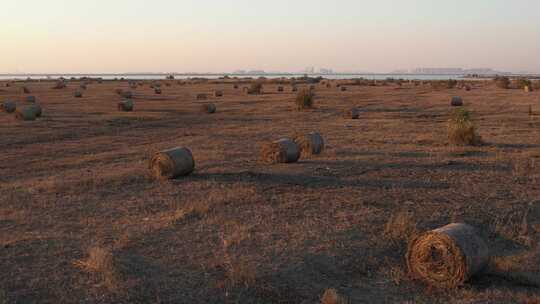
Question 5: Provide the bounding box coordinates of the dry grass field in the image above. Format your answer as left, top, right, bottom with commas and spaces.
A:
1, 78, 539, 303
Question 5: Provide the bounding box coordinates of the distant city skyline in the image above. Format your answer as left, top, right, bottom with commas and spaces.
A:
2, 0, 540, 74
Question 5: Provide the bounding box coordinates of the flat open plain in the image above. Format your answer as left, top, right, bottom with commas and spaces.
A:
1, 79, 539, 303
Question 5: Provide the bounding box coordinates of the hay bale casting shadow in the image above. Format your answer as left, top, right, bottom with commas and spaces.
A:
149, 147, 195, 179
406, 223, 489, 289
261, 138, 300, 164
293, 132, 324, 157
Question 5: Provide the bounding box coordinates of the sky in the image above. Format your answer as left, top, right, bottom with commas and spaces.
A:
1, 0, 539, 74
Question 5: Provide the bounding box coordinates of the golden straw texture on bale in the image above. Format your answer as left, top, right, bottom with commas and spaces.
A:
117, 100, 133, 112
200, 103, 216, 113
294, 132, 324, 157
261, 138, 300, 164
1, 101, 16, 113
15, 106, 37, 121
407, 223, 489, 289
149, 147, 195, 179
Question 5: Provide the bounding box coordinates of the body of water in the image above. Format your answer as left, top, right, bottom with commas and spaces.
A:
0, 73, 469, 81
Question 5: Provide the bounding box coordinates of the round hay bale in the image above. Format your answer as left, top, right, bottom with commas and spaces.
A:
154, 88, 162, 94
292, 86, 298, 92
277, 86, 284, 92
214, 90, 223, 97
117, 99, 134, 112
80, 84, 87, 90
293, 132, 324, 157
52, 81, 66, 89
74, 91, 83, 98
200, 103, 216, 113
1, 101, 16, 113
26, 96, 36, 103
149, 147, 195, 179
29, 104, 42, 117
407, 223, 489, 289
451, 96, 463, 107
115, 89, 133, 99
344, 108, 360, 119
233, 84, 239, 89
340, 86, 347, 91
15, 106, 37, 121
464, 85, 471, 91
196, 93, 208, 100
22, 86, 30, 94
242, 87, 249, 94
261, 138, 300, 164
525, 86, 533, 93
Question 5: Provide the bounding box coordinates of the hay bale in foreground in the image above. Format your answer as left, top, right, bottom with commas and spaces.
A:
451, 96, 463, 107
15, 106, 37, 121
344, 108, 360, 119
149, 147, 195, 179
26, 96, 36, 103
117, 100, 134, 112
261, 138, 300, 164
407, 223, 489, 289
293, 132, 324, 157
200, 103, 216, 113
1, 101, 16, 113
74, 91, 83, 98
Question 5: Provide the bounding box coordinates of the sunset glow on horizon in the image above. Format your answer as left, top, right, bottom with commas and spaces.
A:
1, 0, 539, 73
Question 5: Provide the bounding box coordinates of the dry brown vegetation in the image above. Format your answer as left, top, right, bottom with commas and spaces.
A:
0, 78, 539, 303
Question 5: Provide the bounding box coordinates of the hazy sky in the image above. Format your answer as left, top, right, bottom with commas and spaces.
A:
1, 0, 539, 73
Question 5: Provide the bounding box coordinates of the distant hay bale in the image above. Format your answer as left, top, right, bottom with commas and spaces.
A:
233, 84, 239, 89
154, 88, 162, 94
0, 101, 16, 113
249, 82, 263, 94
80, 83, 87, 90
117, 99, 134, 112
52, 81, 66, 89
200, 103, 216, 113
293, 132, 324, 157
407, 223, 489, 289
74, 91, 83, 98
494, 76, 510, 89
196, 93, 208, 100
149, 147, 195, 179
26, 96, 36, 103
451, 96, 463, 107
340, 86, 347, 91
277, 86, 284, 92
524, 85, 533, 93
242, 87, 249, 94
22, 86, 30, 94
214, 90, 223, 97
295, 89, 315, 110
15, 106, 37, 121
326, 83, 332, 88
344, 108, 360, 119
260, 138, 300, 164
291, 86, 298, 92
464, 85, 471, 91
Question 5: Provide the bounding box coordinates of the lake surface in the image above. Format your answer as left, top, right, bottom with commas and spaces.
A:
0, 73, 468, 81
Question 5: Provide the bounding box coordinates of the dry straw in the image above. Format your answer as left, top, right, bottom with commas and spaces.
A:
117, 100, 133, 112
196, 93, 208, 100
1, 101, 16, 113
200, 103, 216, 114
261, 138, 300, 164
149, 147, 195, 179
406, 223, 489, 289
293, 132, 324, 157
